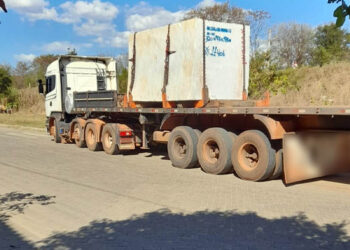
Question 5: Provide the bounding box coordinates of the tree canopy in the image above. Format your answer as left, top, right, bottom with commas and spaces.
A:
329, 0, 350, 26
183, 2, 270, 54
312, 23, 350, 65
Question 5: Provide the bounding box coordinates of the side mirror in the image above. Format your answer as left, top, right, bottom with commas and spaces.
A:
38, 80, 44, 95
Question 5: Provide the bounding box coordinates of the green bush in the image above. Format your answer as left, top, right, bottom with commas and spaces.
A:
249, 51, 298, 98
117, 68, 128, 94
6, 87, 19, 109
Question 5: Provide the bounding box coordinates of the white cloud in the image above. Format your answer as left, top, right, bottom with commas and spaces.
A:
8, 0, 118, 26
125, 2, 185, 32
111, 31, 132, 48
7, 0, 58, 21
73, 20, 116, 37
58, 0, 119, 24
196, 0, 218, 8
42, 41, 92, 54
7, 0, 48, 12
10, 1, 224, 53
14, 54, 36, 62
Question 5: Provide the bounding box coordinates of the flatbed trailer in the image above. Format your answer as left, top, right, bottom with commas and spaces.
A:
40, 17, 350, 185
40, 87, 350, 185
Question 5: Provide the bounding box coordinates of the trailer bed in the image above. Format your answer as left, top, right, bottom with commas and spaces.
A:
73, 106, 350, 116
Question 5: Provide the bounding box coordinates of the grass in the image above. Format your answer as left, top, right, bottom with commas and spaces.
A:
0, 87, 46, 129
0, 112, 46, 129
270, 61, 350, 106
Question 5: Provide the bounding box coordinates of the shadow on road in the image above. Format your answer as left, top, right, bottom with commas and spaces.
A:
0, 192, 56, 250
39, 209, 350, 250
323, 173, 350, 185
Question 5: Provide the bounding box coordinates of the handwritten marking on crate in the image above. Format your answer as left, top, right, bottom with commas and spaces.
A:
205, 26, 232, 58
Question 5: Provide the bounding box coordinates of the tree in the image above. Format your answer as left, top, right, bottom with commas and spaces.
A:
32, 54, 58, 83
312, 23, 350, 66
115, 54, 128, 75
0, 65, 11, 95
249, 51, 294, 98
183, 2, 270, 54
271, 23, 314, 67
117, 68, 128, 94
12, 61, 33, 88
328, 0, 350, 26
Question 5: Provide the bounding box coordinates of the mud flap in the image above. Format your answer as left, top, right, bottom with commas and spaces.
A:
283, 131, 350, 184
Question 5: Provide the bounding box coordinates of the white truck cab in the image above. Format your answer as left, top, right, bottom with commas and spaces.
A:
40, 55, 118, 118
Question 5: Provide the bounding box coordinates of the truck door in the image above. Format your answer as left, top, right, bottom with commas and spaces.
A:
45, 74, 62, 117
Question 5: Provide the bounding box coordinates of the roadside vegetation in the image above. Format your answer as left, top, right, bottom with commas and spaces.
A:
1, 2, 350, 128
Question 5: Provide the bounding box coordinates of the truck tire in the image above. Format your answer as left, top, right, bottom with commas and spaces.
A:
102, 124, 119, 155
85, 123, 102, 152
168, 126, 199, 169
53, 119, 61, 143
197, 128, 233, 175
228, 132, 238, 144
73, 122, 86, 148
194, 129, 202, 140
232, 130, 275, 181
269, 149, 283, 180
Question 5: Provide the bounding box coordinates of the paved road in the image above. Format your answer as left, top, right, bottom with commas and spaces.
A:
0, 126, 350, 249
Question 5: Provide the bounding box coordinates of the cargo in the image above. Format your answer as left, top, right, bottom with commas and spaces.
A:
127, 18, 250, 107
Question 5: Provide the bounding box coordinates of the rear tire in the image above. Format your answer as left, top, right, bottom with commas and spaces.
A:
194, 129, 202, 140
168, 126, 199, 169
269, 149, 283, 180
232, 130, 275, 181
197, 128, 233, 175
228, 132, 238, 144
73, 122, 86, 148
102, 124, 119, 155
85, 123, 102, 152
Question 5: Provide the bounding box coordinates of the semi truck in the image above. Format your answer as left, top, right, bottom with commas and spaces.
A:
39, 18, 350, 185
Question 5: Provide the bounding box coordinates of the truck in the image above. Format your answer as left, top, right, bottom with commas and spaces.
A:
39, 18, 350, 185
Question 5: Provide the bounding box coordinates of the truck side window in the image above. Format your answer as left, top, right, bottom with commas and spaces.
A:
97, 76, 106, 91
45, 75, 56, 94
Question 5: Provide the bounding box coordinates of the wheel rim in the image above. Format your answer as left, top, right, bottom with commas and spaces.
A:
87, 128, 95, 145
202, 139, 220, 164
238, 143, 259, 170
103, 131, 113, 149
173, 136, 187, 159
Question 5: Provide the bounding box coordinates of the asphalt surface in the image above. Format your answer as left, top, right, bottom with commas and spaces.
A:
0, 126, 350, 249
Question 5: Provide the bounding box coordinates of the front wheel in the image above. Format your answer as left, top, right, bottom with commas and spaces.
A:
53, 119, 61, 143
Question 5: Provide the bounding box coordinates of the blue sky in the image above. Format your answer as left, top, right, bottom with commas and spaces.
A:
0, 0, 341, 65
